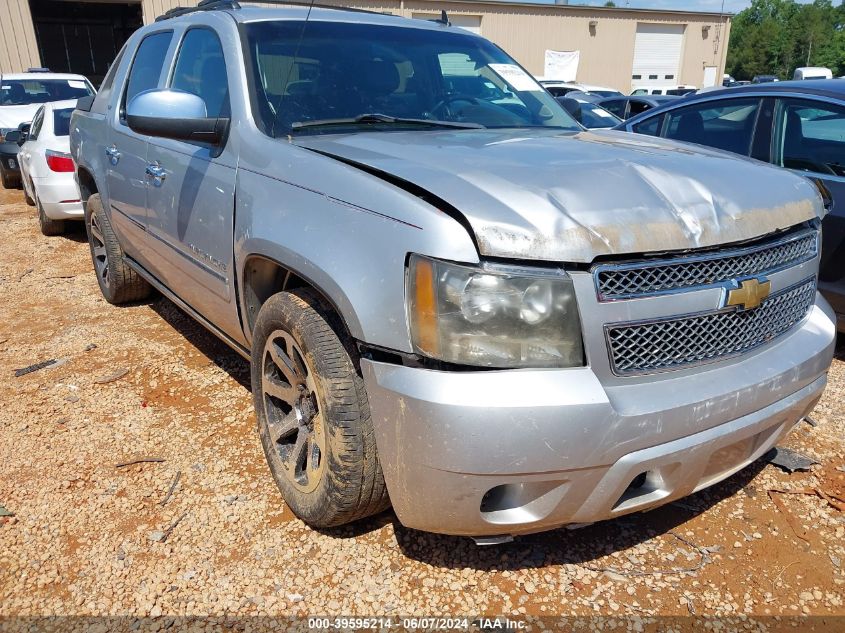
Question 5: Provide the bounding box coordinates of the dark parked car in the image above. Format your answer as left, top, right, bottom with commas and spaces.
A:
752, 75, 779, 84
556, 96, 622, 129
618, 79, 845, 331
596, 95, 678, 120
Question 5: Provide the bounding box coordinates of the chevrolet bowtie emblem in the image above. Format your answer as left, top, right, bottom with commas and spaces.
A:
726, 277, 771, 311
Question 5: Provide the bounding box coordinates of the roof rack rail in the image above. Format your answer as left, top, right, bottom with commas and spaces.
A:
155, 0, 241, 22
250, 1, 391, 15
156, 0, 390, 21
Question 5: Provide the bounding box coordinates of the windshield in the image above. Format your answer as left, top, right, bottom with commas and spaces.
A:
0, 79, 93, 106
243, 20, 579, 136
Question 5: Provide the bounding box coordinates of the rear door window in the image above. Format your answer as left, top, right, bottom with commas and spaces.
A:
601, 99, 626, 118
664, 97, 761, 155
632, 113, 663, 136
628, 100, 654, 117
773, 98, 845, 177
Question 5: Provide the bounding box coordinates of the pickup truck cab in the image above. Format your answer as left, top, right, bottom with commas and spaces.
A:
71, 2, 836, 540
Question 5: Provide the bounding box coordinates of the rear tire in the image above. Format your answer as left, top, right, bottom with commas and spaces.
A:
24, 179, 35, 206
251, 289, 390, 528
84, 193, 152, 304
37, 198, 65, 236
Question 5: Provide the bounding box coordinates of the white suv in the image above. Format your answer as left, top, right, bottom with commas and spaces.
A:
0, 71, 94, 188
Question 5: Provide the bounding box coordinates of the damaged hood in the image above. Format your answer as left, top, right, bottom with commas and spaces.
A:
294, 128, 823, 262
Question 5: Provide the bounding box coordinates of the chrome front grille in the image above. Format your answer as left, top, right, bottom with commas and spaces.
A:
595, 229, 818, 301
606, 278, 817, 375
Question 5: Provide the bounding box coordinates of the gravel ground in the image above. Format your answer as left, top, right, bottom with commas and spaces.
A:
1, 185, 845, 625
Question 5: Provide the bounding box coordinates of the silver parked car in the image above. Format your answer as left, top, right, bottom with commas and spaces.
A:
70, 1, 836, 540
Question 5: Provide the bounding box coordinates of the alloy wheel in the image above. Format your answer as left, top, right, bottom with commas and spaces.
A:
261, 329, 326, 493
89, 212, 109, 289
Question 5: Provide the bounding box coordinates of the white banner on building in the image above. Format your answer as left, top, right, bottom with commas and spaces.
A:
543, 50, 580, 81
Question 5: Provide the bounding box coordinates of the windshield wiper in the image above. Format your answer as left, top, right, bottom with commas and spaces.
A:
291, 113, 485, 132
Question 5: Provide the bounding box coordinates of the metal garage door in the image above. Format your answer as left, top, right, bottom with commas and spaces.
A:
29, 0, 142, 87
631, 23, 684, 91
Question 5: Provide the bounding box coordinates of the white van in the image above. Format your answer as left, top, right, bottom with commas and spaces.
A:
793, 67, 833, 80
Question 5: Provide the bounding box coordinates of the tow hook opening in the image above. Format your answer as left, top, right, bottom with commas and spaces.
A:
613, 466, 677, 513
479, 480, 569, 525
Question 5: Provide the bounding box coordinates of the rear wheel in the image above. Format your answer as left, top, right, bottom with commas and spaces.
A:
37, 197, 65, 236
23, 177, 35, 206
251, 289, 390, 528
85, 193, 152, 303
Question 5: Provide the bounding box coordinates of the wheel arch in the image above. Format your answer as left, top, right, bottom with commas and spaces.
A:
240, 254, 362, 345
75, 166, 100, 205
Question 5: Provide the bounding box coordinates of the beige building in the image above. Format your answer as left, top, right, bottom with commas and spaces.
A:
1, 0, 730, 92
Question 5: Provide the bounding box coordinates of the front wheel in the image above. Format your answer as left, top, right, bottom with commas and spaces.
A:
251, 289, 390, 528
1, 167, 20, 189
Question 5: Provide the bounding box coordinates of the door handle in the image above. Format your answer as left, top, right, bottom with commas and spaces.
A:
105, 145, 121, 165
145, 161, 166, 186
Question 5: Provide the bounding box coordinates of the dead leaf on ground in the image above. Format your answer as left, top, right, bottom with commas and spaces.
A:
94, 368, 130, 384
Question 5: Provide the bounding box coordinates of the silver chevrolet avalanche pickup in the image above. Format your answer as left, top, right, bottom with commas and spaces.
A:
70, 1, 837, 540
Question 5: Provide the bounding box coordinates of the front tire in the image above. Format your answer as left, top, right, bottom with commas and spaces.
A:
251, 289, 390, 528
84, 193, 152, 303
1, 167, 20, 189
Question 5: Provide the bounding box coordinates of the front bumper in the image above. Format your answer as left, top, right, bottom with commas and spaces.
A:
0, 144, 19, 174
363, 298, 836, 537
819, 280, 845, 333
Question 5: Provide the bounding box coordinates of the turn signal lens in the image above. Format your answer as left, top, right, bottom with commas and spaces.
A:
411, 256, 440, 356
46, 150, 74, 172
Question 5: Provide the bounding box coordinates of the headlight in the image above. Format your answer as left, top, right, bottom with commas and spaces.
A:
407, 254, 584, 368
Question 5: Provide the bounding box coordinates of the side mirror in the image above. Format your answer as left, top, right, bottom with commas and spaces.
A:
5, 130, 22, 144
126, 89, 228, 145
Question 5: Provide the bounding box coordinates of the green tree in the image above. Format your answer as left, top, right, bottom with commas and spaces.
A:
726, 0, 845, 80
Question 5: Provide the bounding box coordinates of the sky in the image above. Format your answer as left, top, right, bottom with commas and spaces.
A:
540, 0, 817, 14
624, 0, 749, 11
607, 0, 818, 13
